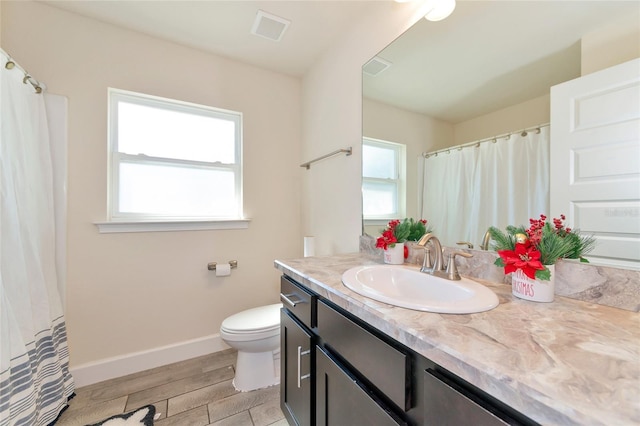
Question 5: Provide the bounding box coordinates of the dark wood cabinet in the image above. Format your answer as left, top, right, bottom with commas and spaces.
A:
316, 300, 411, 412
281, 309, 314, 426
279, 274, 537, 426
316, 346, 405, 426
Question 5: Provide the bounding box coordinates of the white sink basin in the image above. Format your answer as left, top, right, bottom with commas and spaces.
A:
341, 264, 499, 314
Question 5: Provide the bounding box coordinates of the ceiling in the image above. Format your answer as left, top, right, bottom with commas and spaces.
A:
41, 0, 387, 77
364, 1, 640, 123
41, 1, 639, 123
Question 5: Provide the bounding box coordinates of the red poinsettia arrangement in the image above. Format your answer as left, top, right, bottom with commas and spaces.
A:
375, 218, 430, 250
497, 239, 544, 279
488, 214, 595, 281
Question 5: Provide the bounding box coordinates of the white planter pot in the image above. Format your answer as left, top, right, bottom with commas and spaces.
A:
511, 264, 555, 302
383, 243, 405, 265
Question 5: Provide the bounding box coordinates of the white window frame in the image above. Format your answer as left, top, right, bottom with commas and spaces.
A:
96, 88, 248, 233
362, 137, 406, 224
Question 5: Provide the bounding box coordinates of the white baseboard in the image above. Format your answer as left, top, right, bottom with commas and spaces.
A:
70, 334, 230, 388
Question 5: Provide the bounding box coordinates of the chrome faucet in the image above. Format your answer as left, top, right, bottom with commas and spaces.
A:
480, 229, 492, 251
417, 233, 473, 281
416, 233, 445, 276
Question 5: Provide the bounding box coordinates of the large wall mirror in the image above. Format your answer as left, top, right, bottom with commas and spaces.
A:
362, 1, 639, 266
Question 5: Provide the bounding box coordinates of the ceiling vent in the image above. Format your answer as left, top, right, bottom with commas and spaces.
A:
251, 10, 290, 42
363, 57, 392, 76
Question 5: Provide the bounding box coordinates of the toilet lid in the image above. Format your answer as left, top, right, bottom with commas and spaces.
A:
221, 303, 282, 334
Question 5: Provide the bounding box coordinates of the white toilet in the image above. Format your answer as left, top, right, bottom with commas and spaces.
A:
220, 303, 282, 392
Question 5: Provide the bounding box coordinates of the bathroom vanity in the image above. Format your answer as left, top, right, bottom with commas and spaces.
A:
276, 253, 639, 425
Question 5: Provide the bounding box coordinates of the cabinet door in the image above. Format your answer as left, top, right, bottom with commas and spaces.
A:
281, 309, 314, 426
424, 369, 513, 426
316, 346, 405, 426
317, 300, 410, 411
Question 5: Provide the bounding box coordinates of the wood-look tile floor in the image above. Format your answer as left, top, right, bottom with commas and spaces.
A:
55, 348, 287, 426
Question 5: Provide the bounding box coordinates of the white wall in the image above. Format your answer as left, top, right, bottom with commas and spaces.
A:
581, 12, 640, 75
453, 94, 550, 145
2, 1, 302, 381
301, 2, 427, 255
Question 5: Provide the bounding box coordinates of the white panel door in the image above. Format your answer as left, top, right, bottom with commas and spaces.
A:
550, 58, 640, 269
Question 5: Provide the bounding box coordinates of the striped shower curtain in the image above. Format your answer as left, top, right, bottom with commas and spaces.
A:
0, 50, 74, 425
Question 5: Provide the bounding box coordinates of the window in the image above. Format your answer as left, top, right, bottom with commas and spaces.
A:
105, 89, 244, 229
362, 137, 406, 221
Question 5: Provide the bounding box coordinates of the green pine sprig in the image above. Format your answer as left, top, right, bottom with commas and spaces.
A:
488, 226, 519, 252
488, 220, 596, 266
393, 220, 411, 243
407, 218, 433, 241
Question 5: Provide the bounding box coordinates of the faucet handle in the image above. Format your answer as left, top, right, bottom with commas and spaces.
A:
445, 251, 473, 280
456, 241, 474, 249
420, 246, 433, 273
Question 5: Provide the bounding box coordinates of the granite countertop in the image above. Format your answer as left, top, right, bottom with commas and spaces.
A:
274, 253, 640, 426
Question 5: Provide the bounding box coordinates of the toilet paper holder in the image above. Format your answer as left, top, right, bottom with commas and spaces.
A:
207, 260, 238, 271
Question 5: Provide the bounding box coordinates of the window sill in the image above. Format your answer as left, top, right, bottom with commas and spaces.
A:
364, 219, 394, 226
94, 219, 251, 234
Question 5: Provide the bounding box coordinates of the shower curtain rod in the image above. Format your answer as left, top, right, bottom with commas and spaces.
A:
422, 123, 550, 159
1, 48, 44, 94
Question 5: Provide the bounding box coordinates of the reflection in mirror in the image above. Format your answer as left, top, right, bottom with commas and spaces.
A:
420, 125, 549, 248
362, 1, 639, 252
362, 138, 406, 221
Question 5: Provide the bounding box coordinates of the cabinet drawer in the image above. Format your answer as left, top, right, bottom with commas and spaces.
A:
317, 300, 410, 411
316, 346, 406, 426
280, 275, 316, 329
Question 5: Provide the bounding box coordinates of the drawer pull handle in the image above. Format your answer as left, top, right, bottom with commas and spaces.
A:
280, 292, 305, 308
297, 346, 311, 388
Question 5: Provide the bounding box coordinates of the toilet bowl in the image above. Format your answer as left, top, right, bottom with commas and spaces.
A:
220, 303, 282, 392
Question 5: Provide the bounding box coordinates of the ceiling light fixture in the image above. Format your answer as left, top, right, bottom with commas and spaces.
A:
394, 0, 456, 22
